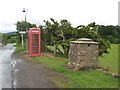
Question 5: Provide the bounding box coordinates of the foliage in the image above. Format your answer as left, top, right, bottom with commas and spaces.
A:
15, 42, 25, 52
1, 33, 8, 45
15, 19, 117, 57
9, 36, 17, 43
42, 19, 110, 57
0, 32, 17, 45
16, 21, 37, 32
98, 25, 119, 44
16, 21, 37, 44
43, 18, 76, 56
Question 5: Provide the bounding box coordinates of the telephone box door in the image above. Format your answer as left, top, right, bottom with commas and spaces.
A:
29, 28, 41, 57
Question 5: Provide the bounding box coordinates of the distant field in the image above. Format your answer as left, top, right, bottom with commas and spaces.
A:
98, 44, 118, 73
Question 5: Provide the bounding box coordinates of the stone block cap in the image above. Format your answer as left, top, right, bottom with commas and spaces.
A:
77, 38, 92, 41
71, 38, 99, 44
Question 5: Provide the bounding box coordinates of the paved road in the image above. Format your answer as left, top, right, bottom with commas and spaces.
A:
0, 44, 66, 88
0, 46, 2, 89
12, 53, 58, 88
0, 44, 15, 89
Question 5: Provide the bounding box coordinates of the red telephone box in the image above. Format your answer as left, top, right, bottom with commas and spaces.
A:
28, 28, 41, 57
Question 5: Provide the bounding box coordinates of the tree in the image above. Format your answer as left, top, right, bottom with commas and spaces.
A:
2, 33, 8, 45
98, 25, 119, 44
16, 21, 37, 43
16, 21, 37, 32
59, 19, 76, 56
43, 18, 60, 56
76, 22, 110, 56
43, 18, 76, 56
42, 19, 110, 57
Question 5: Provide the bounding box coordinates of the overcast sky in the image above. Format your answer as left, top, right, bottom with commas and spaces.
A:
0, 0, 119, 33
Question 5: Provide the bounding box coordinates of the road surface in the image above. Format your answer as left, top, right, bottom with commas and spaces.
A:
0, 44, 66, 89
0, 44, 15, 89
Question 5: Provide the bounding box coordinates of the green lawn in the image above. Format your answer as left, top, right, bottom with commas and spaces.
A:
32, 44, 119, 88
98, 44, 118, 73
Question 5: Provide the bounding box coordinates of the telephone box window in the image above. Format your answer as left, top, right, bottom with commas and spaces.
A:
32, 34, 39, 53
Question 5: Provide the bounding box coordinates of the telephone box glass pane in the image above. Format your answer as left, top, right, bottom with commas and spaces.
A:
32, 34, 39, 53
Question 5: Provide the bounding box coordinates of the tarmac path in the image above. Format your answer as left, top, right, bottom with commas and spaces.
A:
0, 44, 66, 88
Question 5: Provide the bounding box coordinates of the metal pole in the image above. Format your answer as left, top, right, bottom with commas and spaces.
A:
23, 8, 28, 22
25, 15, 26, 22
22, 8, 28, 52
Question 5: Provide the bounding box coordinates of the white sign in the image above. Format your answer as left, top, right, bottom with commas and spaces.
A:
19, 31, 26, 34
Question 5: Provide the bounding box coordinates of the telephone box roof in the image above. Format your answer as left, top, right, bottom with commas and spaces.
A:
29, 28, 40, 30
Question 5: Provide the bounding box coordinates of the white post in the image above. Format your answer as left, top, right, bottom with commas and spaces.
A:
21, 34, 24, 49
20, 31, 26, 49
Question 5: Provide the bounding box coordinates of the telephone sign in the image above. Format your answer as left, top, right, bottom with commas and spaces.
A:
28, 28, 41, 57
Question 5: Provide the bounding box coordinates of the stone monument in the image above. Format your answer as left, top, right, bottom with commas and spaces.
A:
68, 38, 99, 70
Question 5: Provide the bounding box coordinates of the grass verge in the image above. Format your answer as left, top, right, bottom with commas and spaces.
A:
15, 43, 25, 52
32, 56, 118, 88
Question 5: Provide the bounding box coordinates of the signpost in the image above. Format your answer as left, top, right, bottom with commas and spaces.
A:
19, 31, 26, 49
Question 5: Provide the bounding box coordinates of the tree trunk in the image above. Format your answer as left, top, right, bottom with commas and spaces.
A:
54, 44, 57, 57
56, 47, 63, 55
